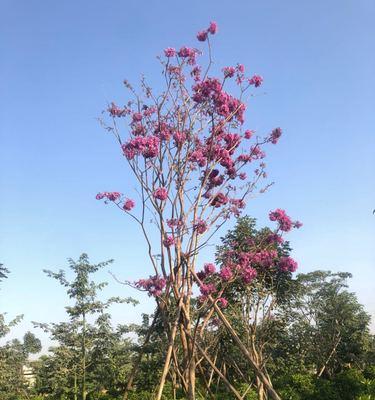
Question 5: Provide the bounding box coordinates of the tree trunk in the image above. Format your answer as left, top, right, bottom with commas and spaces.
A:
82, 312, 87, 400
74, 371, 78, 400
155, 298, 183, 400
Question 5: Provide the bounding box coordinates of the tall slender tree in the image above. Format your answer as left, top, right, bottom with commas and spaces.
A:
97, 20, 299, 399
35, 253, 136, 400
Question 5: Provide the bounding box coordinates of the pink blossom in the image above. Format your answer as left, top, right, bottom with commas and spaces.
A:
269, 127, 282, 144
167, 218, 183, 229
168, 65, 182, 77
122, 136, 160, 160
223, 133, 241, 153
135, 275, 166, 297
250, 145, 266, 161
266, 233, 284, 244
192, 78, 245, 123
210, 192, 228, 208
241, 266, 257, 284
142, 106, 157, 116
249, 249, 277, 268
219, 266, 233, 281
207, 169, 224, 188
173, 131, 187, 146
197, 270, 207, 281
123, 198, 135, 211
222, 66, 236, 78
163, 235, 175, 247
244, 129, 254, 139
197, 30, 208, 42
132, 112, 142, 122
164, 47, 176, 57
208, 21, 218, 35
178, 46, 194, 57
153, 187, 168, 201
279, 257, 298, 273
154, 122, 172, 141
96, 192, 121, 202
193, 219, 207, 234
269, 209, 293, 232
199, 283, 216, 296
191, 66, 201, 81
249, 75, 263, 88
131, 124, 146, 136
230, 199, 245, 209
142, 136, 160, 158
190, 149, 207, 167
217, 297, 228, 308
204, 263, 216, 275
236, 64, 245, 73
108, 102, 126, 117
177, 47, 199, 64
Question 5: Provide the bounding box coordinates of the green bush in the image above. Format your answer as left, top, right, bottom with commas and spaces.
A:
333, 369, 366, 400
275, 373, 315, 400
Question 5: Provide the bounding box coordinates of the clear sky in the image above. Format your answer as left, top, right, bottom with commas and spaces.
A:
1, 0, 374, 349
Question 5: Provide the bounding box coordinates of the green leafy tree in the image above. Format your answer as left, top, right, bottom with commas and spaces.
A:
273, 271, 372, 378
34, 253, 136, 400
0, 332, 41, 400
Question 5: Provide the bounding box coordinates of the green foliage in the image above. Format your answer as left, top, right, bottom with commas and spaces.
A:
333, 369, 366, 400
275, 373, 315, 400
0, 263, 9, 283
1, 235, 374, 400
33, 254, 137, 400
0, 333, 41, 400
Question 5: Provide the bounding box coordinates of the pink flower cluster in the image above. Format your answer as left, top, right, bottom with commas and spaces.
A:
204, 263, 216, 275
192, 78, 246, 123
108, 102, 128, 117
173, 130, 187, 146
210, 192, 229, 208
196, 21, 218, 42
122, 136, 160, 160
123, 198, 135, 211
163, 235, 175, 247
244, 130, 254, 139
217, 297, 228, 308
219, 266, 233, 281
279, 256, 298, 273
241, 266, 257, 284
164, 47, 176, 57
199, 282, 216, 296
153, 187, 168, 201
247, 249, 278, 268
248, 74, 263, 88
177, 47, 200, 65
193, 219, 207, 234
269, 127, 282, 144
135, 275, 166, 297
266, 233, 284, 244
222, 66, 236, 78
96, 192, 121, 202
197, 263, 216, 281
96, 192, 136, 211
269, 209, 302, 232
167, 218, 184, 229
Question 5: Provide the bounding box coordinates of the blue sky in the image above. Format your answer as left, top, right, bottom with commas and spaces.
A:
1, 0, 374, 349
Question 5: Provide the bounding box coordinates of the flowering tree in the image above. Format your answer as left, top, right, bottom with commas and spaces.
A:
195, 216, 301, 399
97, 22, 297, 400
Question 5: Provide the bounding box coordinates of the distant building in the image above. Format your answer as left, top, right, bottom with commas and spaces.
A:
22, 365, 35, 386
